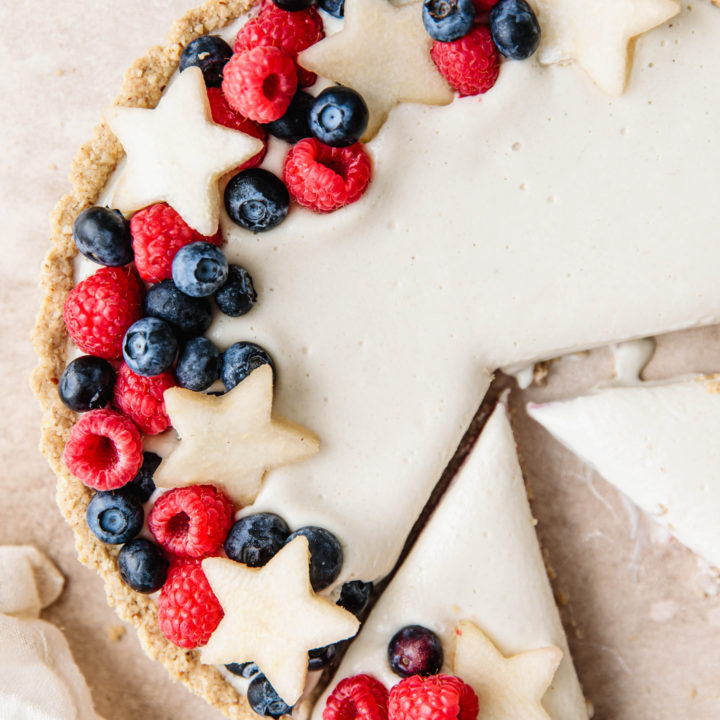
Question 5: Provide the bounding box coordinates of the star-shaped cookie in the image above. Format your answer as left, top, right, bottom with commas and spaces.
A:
299, 0, 452, 140
201, 537, 360, 706
155, 364, 319, 506
535, 0, 680, 95
105, 66, 263, 235
453, 621, 562, 720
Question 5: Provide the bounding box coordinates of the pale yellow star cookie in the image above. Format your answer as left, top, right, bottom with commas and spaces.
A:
534, 0, 680, 95
155, 364, 319, 506
105, 67, 263, 235
299, 0, 452, 140
453, 620, 562, 720
201, 537, 360, 705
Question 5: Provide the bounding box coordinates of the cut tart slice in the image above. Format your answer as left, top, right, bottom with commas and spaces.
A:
527, 376, 720, 571
314, 404, 588, 720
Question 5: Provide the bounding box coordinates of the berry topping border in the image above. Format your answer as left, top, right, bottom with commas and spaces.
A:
27, 3, 301, 719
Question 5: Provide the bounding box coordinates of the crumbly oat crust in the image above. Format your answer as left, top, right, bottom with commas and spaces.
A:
29, 2, 276, 718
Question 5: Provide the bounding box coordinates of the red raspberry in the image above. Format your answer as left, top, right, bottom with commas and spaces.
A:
222, 46, 297, 124
148, 485, 235, 559
387, 675, 478, 720
235, 1, 324, 88
473, 0, 498, 11
113, 362, 175, 435
284, 139, 372, 213
62, 409, 143, 491
129, 204, 222, 284
157, 559, 224, 648
431, 25, 500, 97
324, 675, 388, 720
64, 266, 143, 360
207, 87, 267, 171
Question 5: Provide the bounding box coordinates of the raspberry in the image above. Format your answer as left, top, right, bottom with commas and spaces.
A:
62, 409, 143, 491
324, 675, 388, 720
473, 0, 498, 10
113, 362, 175, 435
64, 266, 143, 360
431, 25, 500, 97
129, 204, 222, 284
222, 46, 297, 124
284, 139, 372, 213
148, 485, 235, 559
387, 675, 478, 720
207, 87, 267, 172
235, 1, 324, 87
157, 559, 224, 648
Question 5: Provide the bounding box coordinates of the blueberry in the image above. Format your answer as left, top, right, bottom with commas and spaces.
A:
317, 0, 344, 18
179, 35, 233, 88
215, 265, 257, 318
225, 513, 290, 567
489, 0, 540, 60
308, 644, 338, 671
388, 625, 443, 678
226, 662, 260, 679
143, 279, 212, 339
309, 87, 369, 148
337, 580, 373, 618
59, 356, 115, 412
117, 538, 169, 593
73, 207, 133, 267
176, 337, 221, 391
422, 0, 475, 43
221, 342, 274, 391
224, 169, 289, 233
247, 674, 292, 718
272, 0, 316, 10
125, 452, 161, 503
264, 91, 314, 144
86, 490, 144, 544
122, 317, 178, 377
286, 526, 343, 591
172, 241, 229, 298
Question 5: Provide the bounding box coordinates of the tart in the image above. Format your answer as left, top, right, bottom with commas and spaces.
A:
31, 0, 720, 718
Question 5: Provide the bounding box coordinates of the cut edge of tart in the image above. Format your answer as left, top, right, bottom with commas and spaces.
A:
29, 2, 268, 718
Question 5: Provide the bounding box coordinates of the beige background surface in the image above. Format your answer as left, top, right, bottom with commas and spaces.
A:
1, 1, 719, 719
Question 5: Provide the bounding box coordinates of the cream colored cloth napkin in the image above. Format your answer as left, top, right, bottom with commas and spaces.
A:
0, 545, 105, 720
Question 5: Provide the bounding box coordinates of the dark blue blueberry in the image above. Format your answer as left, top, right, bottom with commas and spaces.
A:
125, 452, 161, 503
86, 490, 144, 544
179, 35, 234, 88
317, 0, 344, 18
73, 207, 133, 267
308, 644, 338, 671
225, 513, 290, 567
247, 674, 293, 718
59, 355, 115, 412
337, 580, 373, 618
224, 169, 289, 233
422, 0, 475, 43
143, 279, 212, 339
286, 526, 343, 592
176, 337, 221, 392
264, 91, 314, 144
117, 538, 169, 593
172, 241, 229, 298
272, 0, 315, 10
221, 342, 274, 391
122, 317, 178, 377
215, 265, 257, 318
309, 86, 369, 148
489, 0, 540, 60
388, 625, 443, 678
226, 662, 260, 679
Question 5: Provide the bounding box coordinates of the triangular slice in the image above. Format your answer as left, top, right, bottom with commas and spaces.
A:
312, 405, 587, 720
527, 377, 720, 570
